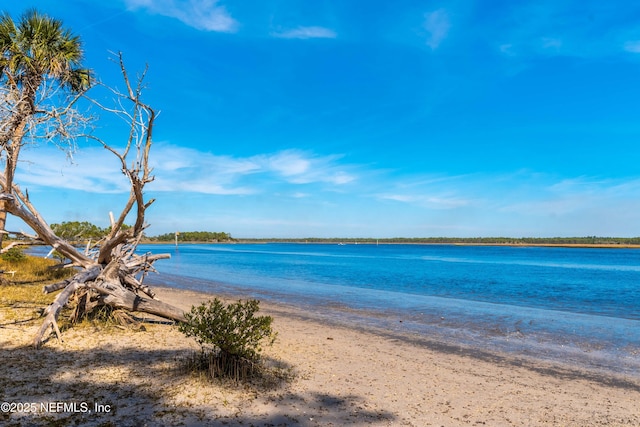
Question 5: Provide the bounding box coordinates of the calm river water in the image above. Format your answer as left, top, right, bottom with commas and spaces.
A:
140, 243, 640, 377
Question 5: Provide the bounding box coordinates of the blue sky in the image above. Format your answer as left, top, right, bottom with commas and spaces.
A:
5, 0, 640, 238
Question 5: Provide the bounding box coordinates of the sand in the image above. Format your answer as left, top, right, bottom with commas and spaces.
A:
1, 286, 639, 426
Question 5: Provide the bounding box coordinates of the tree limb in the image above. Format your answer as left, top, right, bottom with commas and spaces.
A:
33, 266, 101, 348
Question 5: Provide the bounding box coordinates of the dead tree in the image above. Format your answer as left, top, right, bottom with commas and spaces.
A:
0, 13, 183, 346
0, 53, 185, 347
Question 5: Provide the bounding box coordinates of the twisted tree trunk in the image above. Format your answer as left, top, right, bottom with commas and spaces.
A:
0, 54, 187, 348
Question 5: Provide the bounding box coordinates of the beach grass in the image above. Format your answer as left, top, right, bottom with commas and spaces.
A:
0, 255, 75, 324
0, 253, 74, 287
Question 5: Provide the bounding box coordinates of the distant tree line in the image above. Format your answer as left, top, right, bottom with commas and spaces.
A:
50, 221, 130, 243
239, 236, 640, 245
45, 222, 235, 244
150, 231, 235, 243
13, 223, 640, 246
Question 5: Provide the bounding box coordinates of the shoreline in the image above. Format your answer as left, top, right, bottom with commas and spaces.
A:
2, 284, 640, 425
158, 286, 640, 424
142, 240, 640, 249
158, 284, 640, 379
148, 273, 640, 381
155, 285, 640, 379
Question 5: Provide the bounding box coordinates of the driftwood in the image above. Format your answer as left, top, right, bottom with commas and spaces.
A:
0, 53, 185, 347
34, 267, 101, 347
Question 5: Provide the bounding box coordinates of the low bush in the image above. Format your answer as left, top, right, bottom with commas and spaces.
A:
178, 298, 276, 381
1, 246, 26, 262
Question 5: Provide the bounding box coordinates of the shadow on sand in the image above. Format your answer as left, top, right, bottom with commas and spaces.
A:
0, 339, 396, 427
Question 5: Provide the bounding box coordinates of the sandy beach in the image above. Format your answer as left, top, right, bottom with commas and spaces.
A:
1, 286, 639, 426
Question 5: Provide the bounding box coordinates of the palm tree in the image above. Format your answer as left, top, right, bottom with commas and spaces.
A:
0, 9, 91, 245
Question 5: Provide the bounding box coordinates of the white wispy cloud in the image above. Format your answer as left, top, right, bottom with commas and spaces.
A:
19, 141, 640, 238
271, 26, 337, 40
18, 146, 130, 193
498, 36, 565, 58
17, 142, 640, 238
378, 193, 471, 209
498, 175, 640, 220
541, 37, 562, 50
499, 43, 515, 56
373, 173, 478, 209
423, 9, 450, 49
492, 1, 640, 60
265, 151, 310, 176
17, 145, 357, 195
124, 0, 238, 32
623, 40, 640, 53
374, 171, 640, 222
257, 149, 355, 185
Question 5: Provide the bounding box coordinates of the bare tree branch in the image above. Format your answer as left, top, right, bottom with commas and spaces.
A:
0, 44, 182, 346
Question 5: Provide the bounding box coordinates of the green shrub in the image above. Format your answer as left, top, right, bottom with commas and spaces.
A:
178, 298, 276, 380
1, 246, 26, 262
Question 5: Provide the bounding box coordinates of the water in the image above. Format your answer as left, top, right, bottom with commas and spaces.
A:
138, 243, 640, 377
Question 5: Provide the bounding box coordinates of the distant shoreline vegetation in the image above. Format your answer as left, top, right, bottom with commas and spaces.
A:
149, 231, 235, 243
236, 236, 640, 247
42, 223, 239, 244
17, 222, 640, 247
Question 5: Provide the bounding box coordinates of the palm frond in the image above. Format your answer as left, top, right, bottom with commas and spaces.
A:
0, 9, 86, 93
